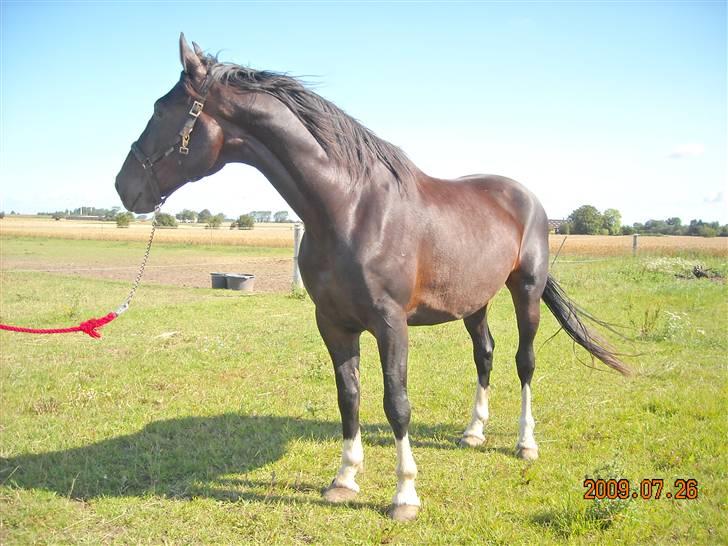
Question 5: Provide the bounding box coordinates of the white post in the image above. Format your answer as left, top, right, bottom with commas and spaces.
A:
292, 223, 304, 290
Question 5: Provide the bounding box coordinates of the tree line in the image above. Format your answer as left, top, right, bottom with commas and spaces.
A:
37, 207, 123, 221
173, 209, 290, 224
560, 205, 727, 237
25, 206, 291, 229
116, 208, 293, 229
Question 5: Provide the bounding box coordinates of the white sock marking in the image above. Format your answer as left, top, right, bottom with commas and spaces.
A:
332, 429, 363, 492
517, 384, 538, 450
392, 433, 420, 506
462, 383, 490, 441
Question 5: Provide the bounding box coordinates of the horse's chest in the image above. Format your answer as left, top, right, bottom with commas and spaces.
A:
298, 238, 417, 326
297, 245, 364, 318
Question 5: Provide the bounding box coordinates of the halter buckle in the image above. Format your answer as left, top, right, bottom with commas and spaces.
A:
179, 132, 190, 155
189, 101, 204, 118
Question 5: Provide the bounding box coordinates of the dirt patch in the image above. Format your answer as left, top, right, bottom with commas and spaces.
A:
1, 255, 294, 293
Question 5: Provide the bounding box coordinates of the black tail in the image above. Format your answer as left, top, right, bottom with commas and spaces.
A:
541, 275, 631, 376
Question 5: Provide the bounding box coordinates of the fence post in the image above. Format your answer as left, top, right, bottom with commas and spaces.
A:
292, 223, 304, 290
632, 233, 639, 256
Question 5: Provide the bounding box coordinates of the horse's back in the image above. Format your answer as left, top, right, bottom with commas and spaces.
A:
402, 174, 547, 324
416, 173, 547, 243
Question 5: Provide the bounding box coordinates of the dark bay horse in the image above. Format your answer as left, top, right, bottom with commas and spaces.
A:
115, 35, 629, 521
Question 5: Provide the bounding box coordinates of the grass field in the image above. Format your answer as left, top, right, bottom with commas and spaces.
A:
1, 231, 727, 544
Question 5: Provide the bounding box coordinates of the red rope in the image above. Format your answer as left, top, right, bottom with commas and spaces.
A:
0, 312, 117, 339
1, 207, 158, 340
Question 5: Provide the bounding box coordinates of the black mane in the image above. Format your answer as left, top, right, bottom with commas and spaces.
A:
205, 59, 414, 185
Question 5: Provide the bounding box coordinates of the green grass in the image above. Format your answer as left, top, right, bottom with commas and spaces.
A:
0, 236, 292, 263
1, 240, 726, 544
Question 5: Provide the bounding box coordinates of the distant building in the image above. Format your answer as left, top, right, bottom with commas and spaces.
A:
66, 215, 104, 221
548, 219, 568, 233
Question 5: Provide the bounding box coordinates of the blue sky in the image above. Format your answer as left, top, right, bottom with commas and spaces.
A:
1, 1, 725, 224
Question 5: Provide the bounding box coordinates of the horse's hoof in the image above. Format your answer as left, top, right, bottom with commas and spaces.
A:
459, 434, 485, 448
516, 447, 539, 461
322, 486, 358, 503
387, 504, 420, 522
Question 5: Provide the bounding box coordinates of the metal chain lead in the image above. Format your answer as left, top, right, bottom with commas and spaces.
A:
115, 205, 161, 315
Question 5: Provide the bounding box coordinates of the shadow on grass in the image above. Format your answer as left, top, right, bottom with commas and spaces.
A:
0, 413, 481, 510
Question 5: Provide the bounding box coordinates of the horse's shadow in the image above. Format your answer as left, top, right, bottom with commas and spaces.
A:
0, 414, 473, 508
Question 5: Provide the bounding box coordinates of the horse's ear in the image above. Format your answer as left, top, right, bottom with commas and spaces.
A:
179, 32, 206, 80
192, 41, 204, 56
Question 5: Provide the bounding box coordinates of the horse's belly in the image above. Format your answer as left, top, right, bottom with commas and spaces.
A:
405, 261, 511, 326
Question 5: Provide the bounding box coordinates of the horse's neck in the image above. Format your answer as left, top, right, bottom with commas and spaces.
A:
220, 91, 355, 235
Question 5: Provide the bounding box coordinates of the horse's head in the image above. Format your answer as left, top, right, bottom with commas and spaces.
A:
115, 34, 225, 213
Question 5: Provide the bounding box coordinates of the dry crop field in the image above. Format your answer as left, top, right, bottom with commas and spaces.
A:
1, 215, 727, 256
0, 216, 295, 248
548, 233, 727, 257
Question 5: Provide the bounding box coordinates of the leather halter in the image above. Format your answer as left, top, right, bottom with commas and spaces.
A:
129, 74, 213, 204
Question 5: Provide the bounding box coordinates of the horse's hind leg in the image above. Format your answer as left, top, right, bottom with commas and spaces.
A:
460, 305, 495, 447
507, 264, 548, 461
316, 309, 364, 503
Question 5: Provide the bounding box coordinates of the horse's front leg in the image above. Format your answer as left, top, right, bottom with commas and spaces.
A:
316, 309, 364, 503
374, 312, 420, 522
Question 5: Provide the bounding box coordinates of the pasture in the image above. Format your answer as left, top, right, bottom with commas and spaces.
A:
1, 229, 726, 544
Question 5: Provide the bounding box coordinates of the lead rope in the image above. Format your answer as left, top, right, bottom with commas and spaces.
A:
115, 205, 160, 316
0, 206, 161, 339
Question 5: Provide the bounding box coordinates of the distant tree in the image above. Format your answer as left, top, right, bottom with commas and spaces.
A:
115, 211, 134, 228
136, 214, 148, 221
249, 210, 272, 222
197, 209, 212, 223
602, 208, 622, 235
273, 210, 289, 223
627, 217, 726, 237
698, 226, 718, 237
104, 207, 121, 221
0, 211, 4, 219
176, 209, 197, 223
645, 219, 669, 235
621, 225, 635, 235
568, 205, 603, 235
155, 213, 178, 227
237, 214, 255, 230
666, 217, 682, 227
207, 213, 225, 229
686, 219, 703, 236
662, 217, 682, 235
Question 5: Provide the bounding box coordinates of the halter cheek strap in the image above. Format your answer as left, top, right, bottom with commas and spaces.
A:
130, 73, 214, 204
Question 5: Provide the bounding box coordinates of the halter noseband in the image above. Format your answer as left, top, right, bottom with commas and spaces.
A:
130, 73, 214, 205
